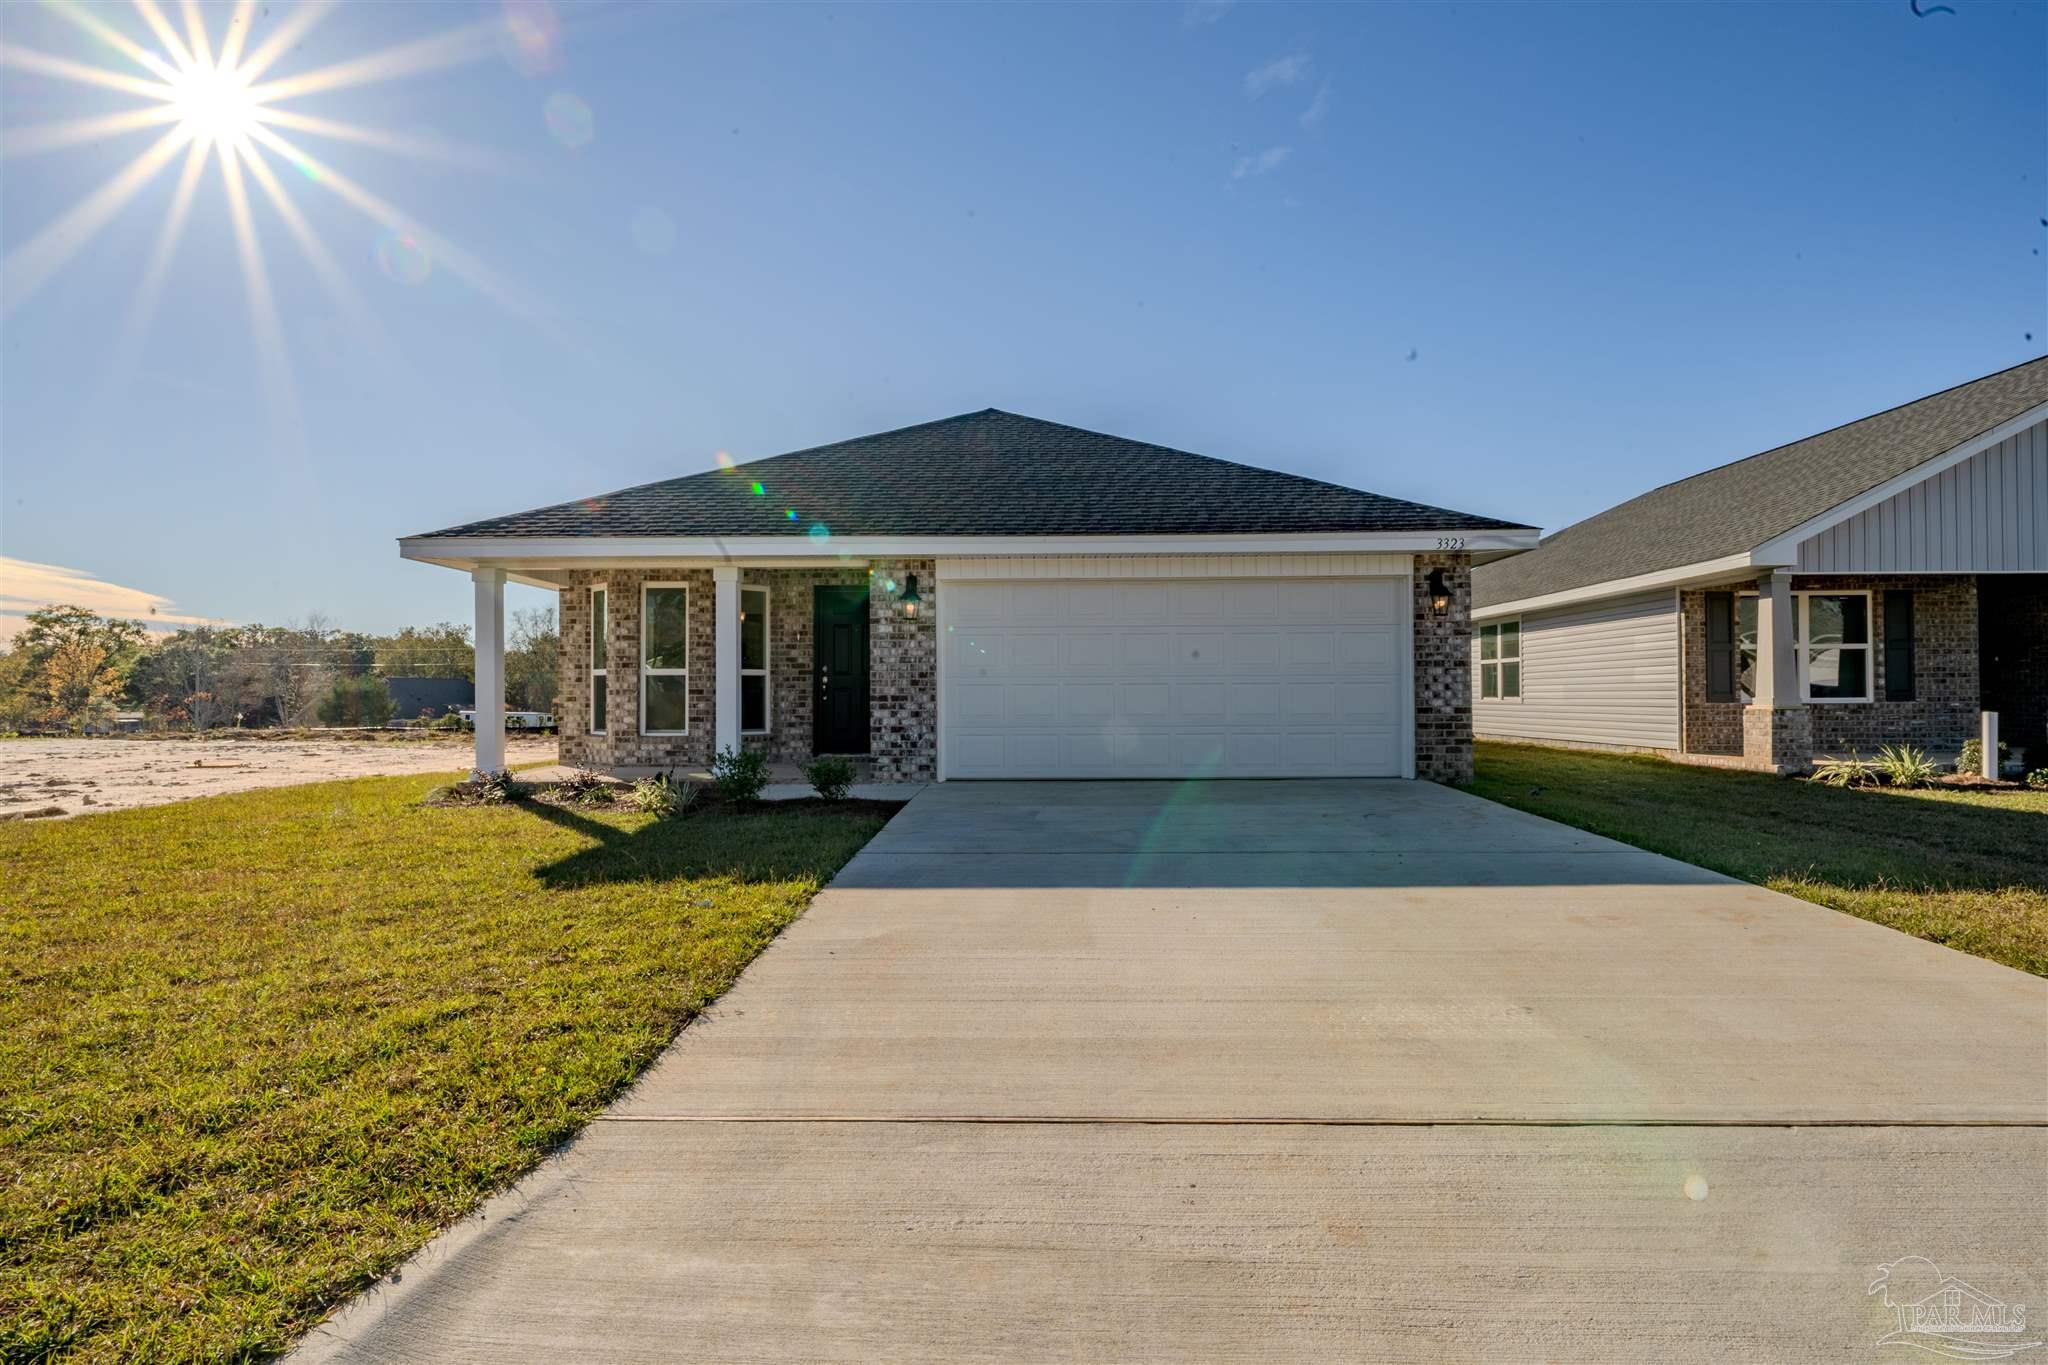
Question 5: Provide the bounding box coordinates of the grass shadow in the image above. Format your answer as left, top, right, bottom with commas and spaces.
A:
518, 797, 900, 890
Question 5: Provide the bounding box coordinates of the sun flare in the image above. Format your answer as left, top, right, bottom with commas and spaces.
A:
164, 59, 260, 146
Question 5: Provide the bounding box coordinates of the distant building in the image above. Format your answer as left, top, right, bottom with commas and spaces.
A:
386, 677, 475, 720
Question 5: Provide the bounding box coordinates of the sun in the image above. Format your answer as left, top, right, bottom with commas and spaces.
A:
165, 59, 260, 146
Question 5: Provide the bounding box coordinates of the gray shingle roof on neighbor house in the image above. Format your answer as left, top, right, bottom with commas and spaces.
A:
1472, 356, 2048, 611
415, 409, 1532, 540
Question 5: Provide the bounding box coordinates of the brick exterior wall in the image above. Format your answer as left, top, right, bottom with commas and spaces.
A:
1681, 574, 1980, 768
556, 555, 1463, 785
1981, 574, 2048, 756
1412, 553, 1474, 784
1679, 587, 1744, 757
868, 558, 938, 781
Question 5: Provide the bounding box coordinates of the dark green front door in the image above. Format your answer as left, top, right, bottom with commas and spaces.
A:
813, 586, 870, 755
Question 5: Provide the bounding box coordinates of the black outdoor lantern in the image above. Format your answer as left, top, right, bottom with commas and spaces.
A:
898, 573, 923, 618
1426, 568, 1452, 616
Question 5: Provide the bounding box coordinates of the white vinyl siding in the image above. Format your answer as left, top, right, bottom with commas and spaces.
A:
1796, 416, 2047, 573
1472, 589, 1679, 750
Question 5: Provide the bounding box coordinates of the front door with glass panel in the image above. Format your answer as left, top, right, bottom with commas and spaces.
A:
812, 586, 869, 754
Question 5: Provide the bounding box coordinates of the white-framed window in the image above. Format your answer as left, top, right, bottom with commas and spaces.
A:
1478, 618, 1521, 700
589, 585, 608, 734
1736, 590, 1872, 703
740, 584, 769, 734
641, 583, 690, 734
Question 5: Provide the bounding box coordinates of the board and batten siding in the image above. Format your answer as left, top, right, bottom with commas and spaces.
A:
1472, 589, 1680, 750
1796, 416, 2047, 573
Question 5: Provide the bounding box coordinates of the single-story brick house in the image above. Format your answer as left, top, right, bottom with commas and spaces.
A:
401, 409, 1537, 783
1470, 357, 2048, 773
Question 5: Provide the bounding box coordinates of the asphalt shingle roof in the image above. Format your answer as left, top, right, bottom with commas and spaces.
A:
1472, 357, 2048, 610
414, 409, 1531, 540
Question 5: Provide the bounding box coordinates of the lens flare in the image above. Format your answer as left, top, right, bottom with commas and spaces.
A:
543, 91, 593, 149
807, 523, 830, 542
750, 481, 765, 496
785, 508, 798, 521
374, 229, 431, 284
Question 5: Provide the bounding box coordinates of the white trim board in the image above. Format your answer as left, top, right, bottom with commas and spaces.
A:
937, 552, 1413, 580
1475, 553, 1760, 620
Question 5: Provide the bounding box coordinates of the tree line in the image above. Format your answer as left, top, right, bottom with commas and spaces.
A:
0, 605, 560, 734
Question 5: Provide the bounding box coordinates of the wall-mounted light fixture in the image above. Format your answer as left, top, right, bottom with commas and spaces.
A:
1426, 568, 1452, 616
899, 573, 922, 618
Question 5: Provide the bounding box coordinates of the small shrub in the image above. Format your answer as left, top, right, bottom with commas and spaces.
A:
1873, 743, 1938, 789
428, 711, 463, 732
429, 769, 514, 806
2028, 770, 2048, 791
710, 745, 769, 803
1811, 753, 1870, 788
804, 755, 855, 802
629, 772, 699, 818
554, 768, 613, 805
1957, 738, 2009, 775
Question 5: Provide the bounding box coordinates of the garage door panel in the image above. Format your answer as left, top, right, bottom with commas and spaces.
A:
1226, 633, 1281, 672
947, 583, 1007, 625
1176, 631, 1227, 670
1337, 682, 1397, 722
1065, 634, 1115, 673
1120, 632, 1171, 671
1337, 628, 1397, 672
1010, 682, 1061, 723
1119, 682, 1171, 722
1174, 682, 1227, 723
1283, 682, 1338, 722
1285, 631, 1336, 668
944, 576, 1405, 779
1227, 682, 1281, 723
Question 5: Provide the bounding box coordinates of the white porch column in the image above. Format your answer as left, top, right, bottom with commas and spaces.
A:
472, 567, 506, 776
712, 565, 741, 756
1755, 569, 1800, 707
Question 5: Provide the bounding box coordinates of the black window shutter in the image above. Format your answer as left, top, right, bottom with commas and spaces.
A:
1705, 592, 1735, 703
1884, 592, 1915, 701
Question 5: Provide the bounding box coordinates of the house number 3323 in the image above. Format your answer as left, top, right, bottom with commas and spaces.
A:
1435, 537, 1467, 550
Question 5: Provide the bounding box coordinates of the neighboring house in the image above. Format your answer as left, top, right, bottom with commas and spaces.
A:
387, 677, 475, 719
401, 409, 1537, 782
1470, 358, 2048, 773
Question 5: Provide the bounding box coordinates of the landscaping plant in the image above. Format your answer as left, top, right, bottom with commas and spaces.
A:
2029, 770, 2048, 791
1957, 737, 2010, 775
1873, 743, 1939, 789
804, 755, 855, 801
1810, 753, 1869, 788
629, 772, 698, 817
553, 768, 613, 805
710, 745, 769, 802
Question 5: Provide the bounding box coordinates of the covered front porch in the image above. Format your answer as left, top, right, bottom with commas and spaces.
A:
1677, 570, 2041, 774
462, 559, 938, 781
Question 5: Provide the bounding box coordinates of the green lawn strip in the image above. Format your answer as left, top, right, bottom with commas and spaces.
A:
1470, 741, 2048, 977
0, 774, 888, 1362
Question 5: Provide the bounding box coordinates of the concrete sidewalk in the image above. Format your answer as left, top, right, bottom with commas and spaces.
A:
296, 780, 2048, 1363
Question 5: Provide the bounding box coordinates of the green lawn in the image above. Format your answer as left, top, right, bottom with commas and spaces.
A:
0, 775, 890, 1363
1471, 741, 2048, 977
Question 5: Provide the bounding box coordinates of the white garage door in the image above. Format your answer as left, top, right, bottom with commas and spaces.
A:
943, 577, 1408, 779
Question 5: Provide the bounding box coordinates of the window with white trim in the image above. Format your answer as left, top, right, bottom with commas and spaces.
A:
740, 585, 769, 733
1478, 618, 1520, 700
589, 586, 607, 734
641, 583, 689, 734
1736, 591, 1871, 703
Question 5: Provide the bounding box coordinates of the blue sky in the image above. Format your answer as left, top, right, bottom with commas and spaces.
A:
2, 0, 2042, 636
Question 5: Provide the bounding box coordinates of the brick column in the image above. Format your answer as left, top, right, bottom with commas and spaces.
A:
1412, 553, 1473, 784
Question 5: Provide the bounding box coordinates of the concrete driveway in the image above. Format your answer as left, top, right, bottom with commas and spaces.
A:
299, 780, 2048, 1363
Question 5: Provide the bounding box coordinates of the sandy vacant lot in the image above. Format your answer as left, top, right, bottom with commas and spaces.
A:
0, 735, 559, 819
